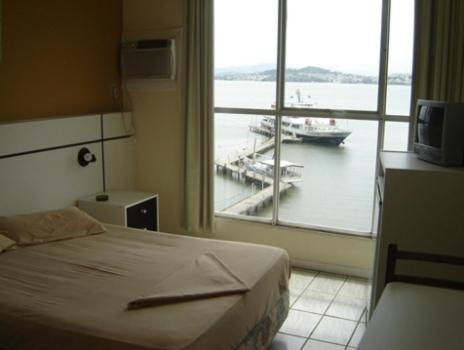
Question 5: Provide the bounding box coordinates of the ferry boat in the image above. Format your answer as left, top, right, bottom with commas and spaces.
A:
260, 116, 352, 146
262, 89, 352, 146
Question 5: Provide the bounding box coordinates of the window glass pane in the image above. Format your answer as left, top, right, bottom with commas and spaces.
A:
214, 0, 278, 109
285, 0, 382, 111
214, 113, 273, 219
256, 118, 378, 233
383, 121, 409, 151
386, 0, 414, 116
386, 85, 412, 115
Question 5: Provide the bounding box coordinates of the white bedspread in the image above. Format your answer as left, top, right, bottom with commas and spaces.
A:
127, 252, 250, 310
0, 225, 289, 350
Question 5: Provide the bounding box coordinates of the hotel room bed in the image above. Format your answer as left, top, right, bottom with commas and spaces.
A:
0, 224, 290, 350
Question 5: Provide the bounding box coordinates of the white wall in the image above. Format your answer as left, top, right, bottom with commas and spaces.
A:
0, 113, 134, 215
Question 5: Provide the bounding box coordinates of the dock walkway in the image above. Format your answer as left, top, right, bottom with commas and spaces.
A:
222, 182, 292, 215
215, 134, 301, 216
222, 163, 273, 185
215, 137, 276, 170
215, 134, 301, 170
249, 125, 303, 141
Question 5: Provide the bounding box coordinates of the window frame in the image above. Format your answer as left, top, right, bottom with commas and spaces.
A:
213, 0, 414, 237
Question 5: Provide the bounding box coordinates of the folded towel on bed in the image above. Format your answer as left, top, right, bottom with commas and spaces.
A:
127, 252, 250, 310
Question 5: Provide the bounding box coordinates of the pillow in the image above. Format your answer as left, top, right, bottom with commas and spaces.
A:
0, 233, 16, 252
0, 207, 106, 246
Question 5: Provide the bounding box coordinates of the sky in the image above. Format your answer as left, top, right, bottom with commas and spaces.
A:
214, 0, 414, 75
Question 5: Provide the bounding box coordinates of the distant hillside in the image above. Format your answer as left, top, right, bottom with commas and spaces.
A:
215, 66, 411, 85
215, 63, 276, 74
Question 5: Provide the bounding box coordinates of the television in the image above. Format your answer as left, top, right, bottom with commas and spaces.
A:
414, 99, 464, 166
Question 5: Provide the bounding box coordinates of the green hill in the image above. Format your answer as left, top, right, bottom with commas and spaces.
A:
215, 66, 411, 85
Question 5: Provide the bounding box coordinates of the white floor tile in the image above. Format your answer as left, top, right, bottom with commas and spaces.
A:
325, 294, 366, 321
348, 322, 367, 348
310, 316, 357, 345
338, 277, 370, 299
280, 310, 322, 337
361, 308, 368, 323
268, 333, 307, 350
307, 273, 346, 294
302, 340, 345, 350
290, 269, 318, 294
290, 290, 301, 307
293, 290, 335, 314
284, 269, 369, 349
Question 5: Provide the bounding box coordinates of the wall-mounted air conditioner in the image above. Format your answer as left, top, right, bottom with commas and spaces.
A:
121, 39, 176, 80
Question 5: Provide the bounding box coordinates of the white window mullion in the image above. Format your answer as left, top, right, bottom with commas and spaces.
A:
214, 107, 278, 116
371, 0, 391, 232
377, 0, 392, 145
280, 109, 382, 121
271, 0, 287, 225
276, 0, 287, 112
272, 115, 283, 225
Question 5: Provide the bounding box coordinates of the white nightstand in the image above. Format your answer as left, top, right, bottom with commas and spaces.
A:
78, 190, 159, 231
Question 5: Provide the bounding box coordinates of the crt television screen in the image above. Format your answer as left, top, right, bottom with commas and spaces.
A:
416, 105, 445, 148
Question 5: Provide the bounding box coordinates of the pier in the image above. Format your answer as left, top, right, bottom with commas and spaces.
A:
215, 134, 302, 215
215, 133, 301, 171
215, 137, 276, 170
222, 182, 292, 215
249, 125, 303, 141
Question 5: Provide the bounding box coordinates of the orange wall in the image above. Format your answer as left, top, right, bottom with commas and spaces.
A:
0, 0, 122, 122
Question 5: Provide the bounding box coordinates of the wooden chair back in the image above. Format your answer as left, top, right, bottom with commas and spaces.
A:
385, 244, 464, 290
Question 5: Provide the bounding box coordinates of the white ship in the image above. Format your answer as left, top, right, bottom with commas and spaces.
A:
260, 116, 352, 146
259, 89, 352, 146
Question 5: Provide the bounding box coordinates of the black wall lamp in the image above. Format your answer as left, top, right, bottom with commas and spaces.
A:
77, 147, 97, 167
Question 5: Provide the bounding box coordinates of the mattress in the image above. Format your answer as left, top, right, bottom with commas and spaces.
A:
0, 225, 290, 350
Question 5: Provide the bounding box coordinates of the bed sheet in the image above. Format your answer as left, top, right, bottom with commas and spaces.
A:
0, 225, 289, 350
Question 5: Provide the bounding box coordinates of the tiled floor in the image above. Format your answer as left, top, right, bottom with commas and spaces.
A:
269, 269, 370, 350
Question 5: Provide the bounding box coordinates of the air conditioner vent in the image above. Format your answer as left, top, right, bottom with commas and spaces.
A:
121, 39, 175, 80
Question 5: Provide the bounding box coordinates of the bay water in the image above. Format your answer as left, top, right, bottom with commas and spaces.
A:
214, 80, 411, 232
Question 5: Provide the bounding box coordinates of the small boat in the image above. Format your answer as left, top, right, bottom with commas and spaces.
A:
286, 89, 314, 109
241, 157, 303, 183
271, 89, 314, 109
